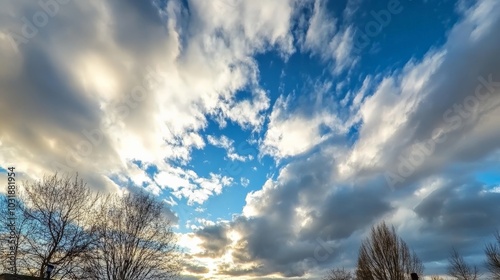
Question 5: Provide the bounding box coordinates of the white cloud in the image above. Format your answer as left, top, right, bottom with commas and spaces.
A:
155, 169, 193, 192
154, 166, 233, 205
261, 85, 347, 159
299, 0, 357, 74
0, 0, 297, 202
342, 0, 500, 182
207, 135, 233, 150
489, 186, 500, 193
207, 135, 253, 162
240, 177, 250, 187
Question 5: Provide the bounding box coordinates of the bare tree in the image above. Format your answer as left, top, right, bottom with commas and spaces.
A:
81, 191, 181, 280
447, 248, 480, 280
485, 231, 500, 279
356, 221, 424, 280
17, 173, 98, 278
0, 195, 35, 274
323, 267, 354, 280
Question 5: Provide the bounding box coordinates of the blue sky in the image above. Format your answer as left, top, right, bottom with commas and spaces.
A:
1, 0, 500, 279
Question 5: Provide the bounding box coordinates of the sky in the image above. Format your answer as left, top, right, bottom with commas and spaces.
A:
0, 0, 500, 279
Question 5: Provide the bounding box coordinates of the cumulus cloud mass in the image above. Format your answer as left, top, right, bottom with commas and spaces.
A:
1, 0, 500, 278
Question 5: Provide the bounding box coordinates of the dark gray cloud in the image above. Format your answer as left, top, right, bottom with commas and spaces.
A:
209, 152, 393, 278
412, 177, 500, 258
183, 263, 209, 274
300, 185, 393, 241
193, 224, 231, 258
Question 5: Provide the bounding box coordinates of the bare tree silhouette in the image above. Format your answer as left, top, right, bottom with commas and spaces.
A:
81, 191, 181, 280
485, 231, 500, 279
447, 248, 480, 280
323, 267, 354, 280
10, 174, 98, 278
356, 221, 423, 280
